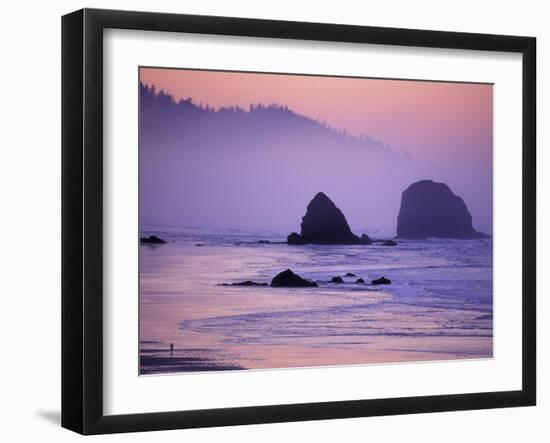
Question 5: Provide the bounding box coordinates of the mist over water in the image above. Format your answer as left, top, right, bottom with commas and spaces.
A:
139, 84, 492, 236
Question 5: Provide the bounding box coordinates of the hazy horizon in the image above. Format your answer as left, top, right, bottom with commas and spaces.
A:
139, 68, 493, 236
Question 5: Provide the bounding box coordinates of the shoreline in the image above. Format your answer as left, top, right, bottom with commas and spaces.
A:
139, 233, 493, 375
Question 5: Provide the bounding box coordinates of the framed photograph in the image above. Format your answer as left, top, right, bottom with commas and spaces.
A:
62, 8, 536, 435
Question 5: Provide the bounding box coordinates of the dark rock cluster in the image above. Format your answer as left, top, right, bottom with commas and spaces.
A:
371, 276, 391, 285
270, 269, 318, 287
221, 269, 390, 288
140, 235, 167, 244
221, 281, 268, 287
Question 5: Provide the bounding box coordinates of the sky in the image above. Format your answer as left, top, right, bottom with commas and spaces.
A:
139, 67, 493, 236
140, 67, 493, 164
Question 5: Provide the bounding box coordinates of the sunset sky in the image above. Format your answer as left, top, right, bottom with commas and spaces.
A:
139, 67, 493, 234
140, 67, 493, 164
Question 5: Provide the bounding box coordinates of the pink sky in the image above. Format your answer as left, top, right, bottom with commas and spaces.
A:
140, 67, 493, 163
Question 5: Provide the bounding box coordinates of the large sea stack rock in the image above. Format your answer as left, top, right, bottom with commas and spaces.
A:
396, 180, 488, 240
288, 192, 361, 244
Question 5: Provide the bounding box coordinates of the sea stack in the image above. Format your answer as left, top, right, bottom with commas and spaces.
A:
287, 192, 363, 244
396, 180, 488, 240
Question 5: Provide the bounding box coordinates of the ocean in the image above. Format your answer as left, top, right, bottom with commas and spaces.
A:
139, 228, 493, 375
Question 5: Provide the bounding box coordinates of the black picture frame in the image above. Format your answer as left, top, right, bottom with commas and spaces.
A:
62, 8, 536, 435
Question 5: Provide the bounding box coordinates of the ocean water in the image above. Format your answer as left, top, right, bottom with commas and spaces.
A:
139, 228, 493, 375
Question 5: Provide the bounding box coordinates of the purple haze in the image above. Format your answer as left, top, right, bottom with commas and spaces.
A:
139, 83, 492, 237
